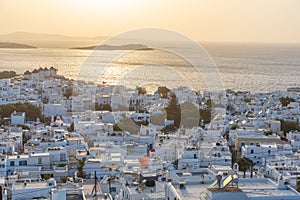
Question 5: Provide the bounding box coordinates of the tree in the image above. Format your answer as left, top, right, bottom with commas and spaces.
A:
42, 98, 49, 104
95, 104, 112, 111
237, 157, 253, 178
68, 122, 74, 132
113, 124, 122, 131
231, 124, 239, 130
279, 97, 295, 107
42, 174, 52, 180
40, 116, 52, 125
157, 86, 170, 98
244, 98, 253, 103
279, 119, 300, 134
136, 86, 147, 95
205, 99, 213, 108
63, 87, 73, 98
199, 109, 211, 124
22, 134, 31, 147
0, 103, 42, 123
165, 93, 181, 129
264, 130, 273, 136
60, 176, 68, 183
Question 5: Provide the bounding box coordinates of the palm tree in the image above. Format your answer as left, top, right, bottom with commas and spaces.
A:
77, 158, 86, 178
237, 157, 253, 178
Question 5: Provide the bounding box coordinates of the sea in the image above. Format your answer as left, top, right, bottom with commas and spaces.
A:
0, 43, 300, 94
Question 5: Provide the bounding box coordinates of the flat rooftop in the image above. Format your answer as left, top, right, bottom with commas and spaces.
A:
67, 137, 81, 141
238, 178, 299, 198
174, 183, 210, 199
13, 181, 51, 190
30, 152, 49, 157
7, 155, 29, 159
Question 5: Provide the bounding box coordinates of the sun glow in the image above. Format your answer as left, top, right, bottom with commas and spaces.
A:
1, 0, 300, 42
72, 0, 139, 12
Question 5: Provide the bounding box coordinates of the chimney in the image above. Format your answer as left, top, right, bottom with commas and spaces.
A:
179, 182, 186, 189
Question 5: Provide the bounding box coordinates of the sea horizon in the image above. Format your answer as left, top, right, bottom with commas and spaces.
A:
1, 42, 299, 93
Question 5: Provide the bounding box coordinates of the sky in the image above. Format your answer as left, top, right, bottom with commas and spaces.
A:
1, 0, 300, 43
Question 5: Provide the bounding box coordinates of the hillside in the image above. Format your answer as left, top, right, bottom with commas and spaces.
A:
0, 42, 37, 49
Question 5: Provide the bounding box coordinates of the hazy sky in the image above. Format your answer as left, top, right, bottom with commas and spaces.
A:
1, 0, 300, 42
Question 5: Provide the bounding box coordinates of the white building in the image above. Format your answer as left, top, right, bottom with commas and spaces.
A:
265, 120, 281, 133
178, 146, 201, 170
130, 113, 150, 123
139, 125, 156, 136
287, 131, 300, 151
7, 178, 57, 200
47, 147, 68, 165
11, 111, 26, 125
242, 143, 277, 166
28, 152, 51, 169
201, 145, 232, 167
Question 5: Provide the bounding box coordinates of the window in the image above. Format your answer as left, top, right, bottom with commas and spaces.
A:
38, 158, 42, 165
234, 164, 238, 170
250, 149, 254, 154
60, 153, 66, 161
110, 187, 117, 193
10, 161, 14, 166
268, 150, 271, 154
19, 160, 27, 166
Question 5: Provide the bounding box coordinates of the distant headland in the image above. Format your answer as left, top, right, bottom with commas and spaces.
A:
0, 42, 37, 49
70, 44, 153, 50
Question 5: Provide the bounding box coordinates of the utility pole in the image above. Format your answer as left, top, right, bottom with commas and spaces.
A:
108, 177, 112, 195
91, 171, 98, 197
250, 163, 253, 178
0, 185, 2, 200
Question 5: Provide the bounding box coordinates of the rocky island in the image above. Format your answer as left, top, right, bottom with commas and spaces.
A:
70, 43, 153, 50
